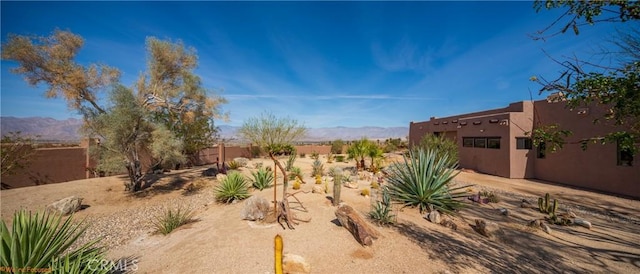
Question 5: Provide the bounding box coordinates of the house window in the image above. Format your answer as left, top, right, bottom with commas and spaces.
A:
463, 138, 474, 147
487, 138, 500, 149
474, 138, 487, 148
516, 138, 533, 150
537, 142, 546, 159
617, 141, 633, 166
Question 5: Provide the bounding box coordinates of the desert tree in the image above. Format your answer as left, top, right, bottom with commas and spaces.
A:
2, 30, 224, 191
531, 1, 640, 156
137, 37, 227, 164
1, 29, 120, 115
238, 112, 307, 229
238, 112, 306, 200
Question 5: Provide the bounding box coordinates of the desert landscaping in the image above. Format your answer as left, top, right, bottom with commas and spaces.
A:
1, 153, 639, 274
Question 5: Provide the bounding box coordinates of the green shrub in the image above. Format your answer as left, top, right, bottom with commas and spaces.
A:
153, 206, 195, 235
0, 210, 108, 274
215, 172, 251, 203
370, 188, 395, 226
417, 133, 458, 166
387, 148, 468, 214
335, 155, 345, 162
288, 166, 302, 180
310, 151, 320, 160
251, 167, 274, 190
331, 139, 344, 154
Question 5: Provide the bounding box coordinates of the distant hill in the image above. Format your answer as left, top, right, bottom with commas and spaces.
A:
0, 116, 84, 141
1, 117, 408, 142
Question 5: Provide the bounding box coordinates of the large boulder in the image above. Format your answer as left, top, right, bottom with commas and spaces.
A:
46, 196, 83, 216
202, 167, 218, 177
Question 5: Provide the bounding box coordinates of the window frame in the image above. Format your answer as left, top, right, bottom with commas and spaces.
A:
516, 137, 533, 150
617, 140, 634, 166
462, 137, 474, 148
474, 138, 487, 148
487, 137, 501, 149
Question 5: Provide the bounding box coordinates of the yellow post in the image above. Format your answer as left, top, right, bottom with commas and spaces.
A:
275, 234, 283, 274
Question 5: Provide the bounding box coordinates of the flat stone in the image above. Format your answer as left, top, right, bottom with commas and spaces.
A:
574, 219, 592, 229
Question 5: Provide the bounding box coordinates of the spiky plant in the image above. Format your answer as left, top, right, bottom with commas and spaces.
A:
288, 166, 302, 180
0, 210, 108, 274
285, 153, 297, 172
227, 160, 240, 170
251, 167, 274, 190
386, 148, 468, 214
311, 159, 324, 177
369, 187, 395, 226
153, 206, 195, 235
215, 171, 251, 203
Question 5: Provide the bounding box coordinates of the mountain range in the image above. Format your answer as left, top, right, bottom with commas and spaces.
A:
1, 117, 408, 142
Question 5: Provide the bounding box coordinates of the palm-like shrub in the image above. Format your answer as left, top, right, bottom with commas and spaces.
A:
215, 171, 251, 203
153, 206, 195, 235
1, 210, 108, 274
251, 167, 274, 190
386, 148, 468, 214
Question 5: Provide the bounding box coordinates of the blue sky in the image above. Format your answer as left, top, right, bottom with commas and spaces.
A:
0, 1, 626, 128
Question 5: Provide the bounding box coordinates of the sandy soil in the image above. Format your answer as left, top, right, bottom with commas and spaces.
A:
1, 154, 639, 273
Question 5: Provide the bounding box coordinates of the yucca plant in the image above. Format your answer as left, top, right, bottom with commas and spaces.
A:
370, 187, 395, 226
215, 171, 251, 203
251, 167, 274, 190
386, 148, 468, 214
227, 160, 240, 170
0, 210, 108, 274
152, 206, 195, 235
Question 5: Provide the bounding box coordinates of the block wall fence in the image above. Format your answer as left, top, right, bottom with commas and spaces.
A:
0, 142, 334, 189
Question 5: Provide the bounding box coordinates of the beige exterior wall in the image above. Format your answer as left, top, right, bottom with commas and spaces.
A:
410, 100, 640, 198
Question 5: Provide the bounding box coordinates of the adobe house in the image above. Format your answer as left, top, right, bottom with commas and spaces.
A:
409, 98, 640, 199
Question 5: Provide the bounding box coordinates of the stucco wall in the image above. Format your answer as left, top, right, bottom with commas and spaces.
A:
533, 101, 640, 198
409, 100, 640, 198
1, 147, 89, 188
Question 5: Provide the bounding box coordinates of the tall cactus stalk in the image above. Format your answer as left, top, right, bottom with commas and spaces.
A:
333, 173, 343, 206
544, 193, 550, 212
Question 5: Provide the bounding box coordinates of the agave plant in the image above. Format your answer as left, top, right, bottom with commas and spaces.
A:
251, 167, 274, 190
386, 148, 468, 214
215, 171, 251, 203
370, 187, 395, 226
0, 210, 108, 274
311, 159, 324, 177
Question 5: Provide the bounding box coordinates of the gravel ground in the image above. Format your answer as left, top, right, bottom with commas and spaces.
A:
73, 190, 216, 251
